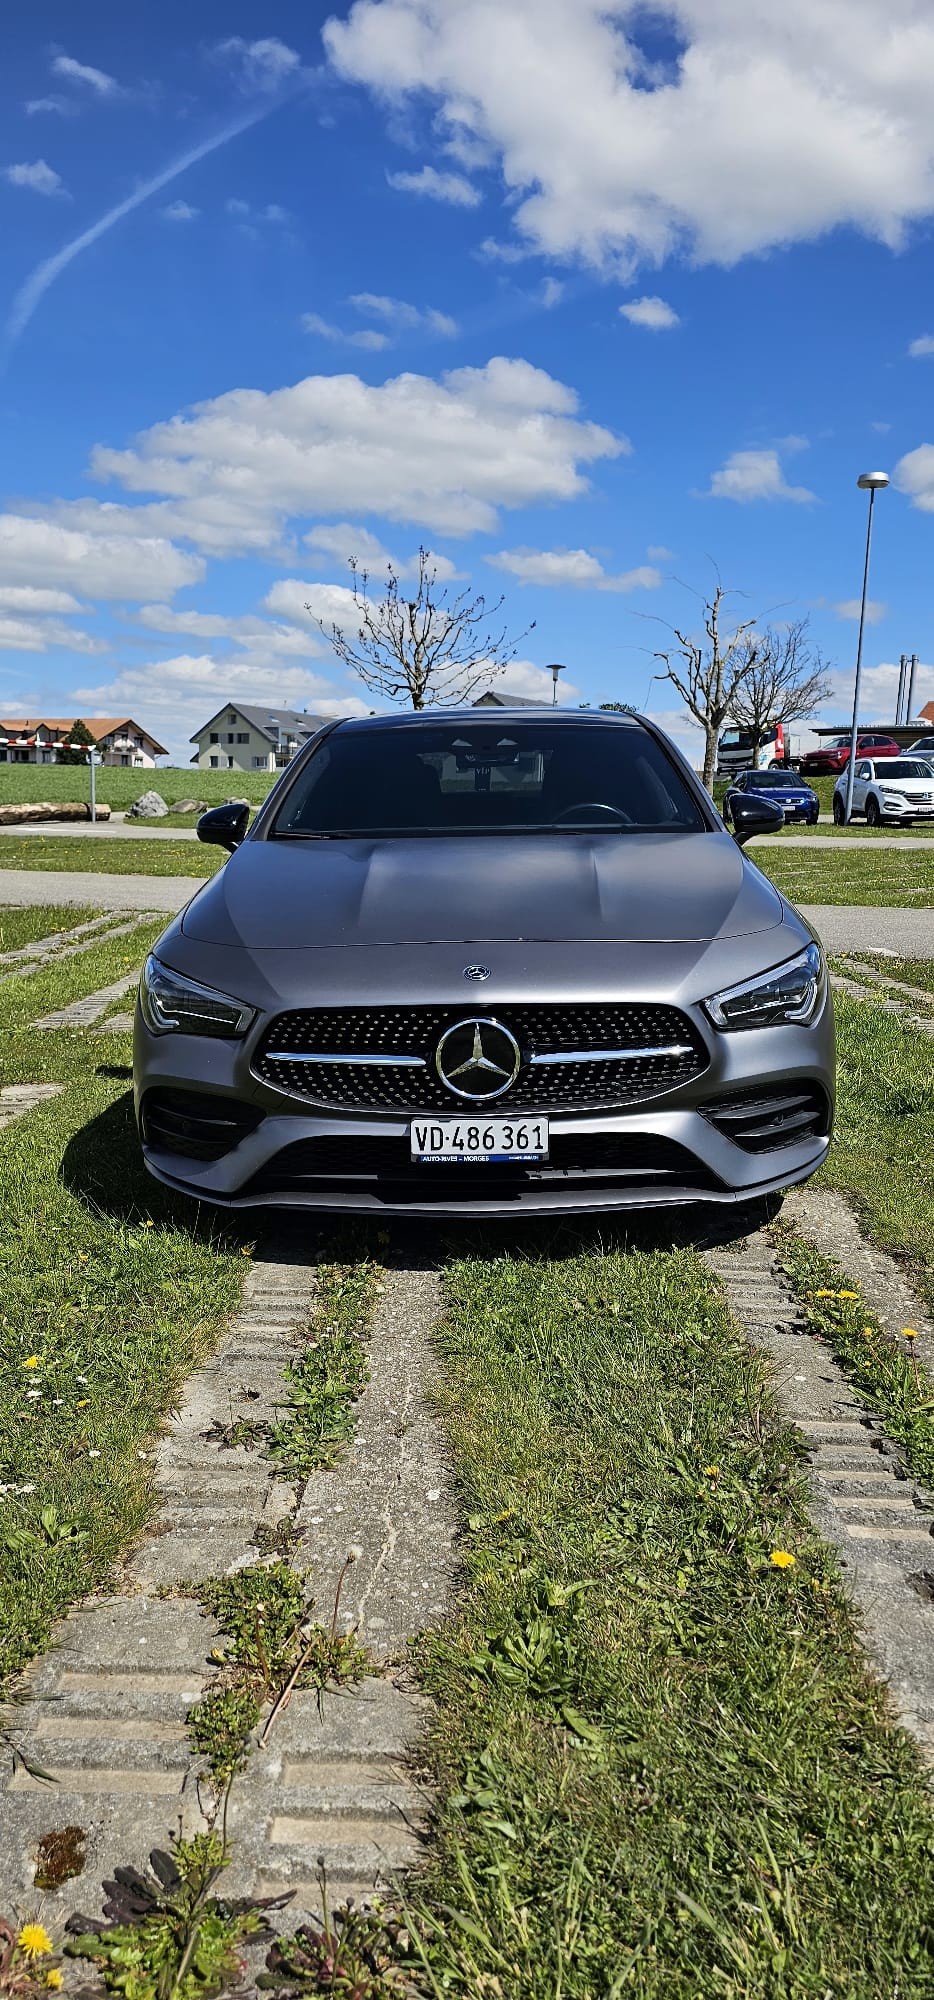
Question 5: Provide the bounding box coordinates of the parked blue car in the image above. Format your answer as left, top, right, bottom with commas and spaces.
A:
724, 767, 819, 826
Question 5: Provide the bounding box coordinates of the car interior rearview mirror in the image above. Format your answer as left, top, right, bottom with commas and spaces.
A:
197, 801, 251, 851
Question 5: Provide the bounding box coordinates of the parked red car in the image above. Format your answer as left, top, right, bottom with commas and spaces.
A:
798, 732, 901, 776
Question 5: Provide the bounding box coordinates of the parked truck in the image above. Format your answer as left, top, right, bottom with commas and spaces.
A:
715, 722, 815, 779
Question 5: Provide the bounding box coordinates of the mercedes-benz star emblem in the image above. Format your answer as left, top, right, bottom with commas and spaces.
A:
463, 964, 492, 982
435, 1018, 521, 1101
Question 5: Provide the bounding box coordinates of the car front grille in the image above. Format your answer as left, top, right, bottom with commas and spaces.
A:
250, 1003, 709, 1113
702, 1083, 830, 1154
242, 1130, 722, 1199
142, 1088, 262, 1161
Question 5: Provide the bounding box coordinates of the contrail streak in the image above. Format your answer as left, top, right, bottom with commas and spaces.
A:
7, 100, 282, 344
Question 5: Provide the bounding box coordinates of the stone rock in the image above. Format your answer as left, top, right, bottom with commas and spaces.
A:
168, 798, 208, 815
0, 800, 111, 825
126, 790, 169, 819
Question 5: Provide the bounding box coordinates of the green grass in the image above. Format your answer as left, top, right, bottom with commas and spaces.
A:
401, 1243, 934, 1996
753, 845, 934, 905
0, 905, 99, 953
814, 990, 934, 1319
0, 913, 243, 1679
833, 950, 934, 999
0, 765, 278, 809
0, 836, 220, 877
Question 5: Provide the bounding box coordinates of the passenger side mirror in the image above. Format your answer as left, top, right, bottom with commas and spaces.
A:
197, 801, 250, 852
727, 794, 785, 847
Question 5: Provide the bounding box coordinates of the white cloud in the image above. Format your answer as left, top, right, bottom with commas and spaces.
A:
909, 334, 934, 357
541, 277, 564, 308
646, 704, 705, 769
301, 311, 389, 350
304, 523, 459, 579
349, 293, 459, 336
88, 356, 625, 546
5, 159, 66, 197
0, 514, 204, 599
833, 597, 887, 623
51, 53, 119, 96
706, 448, 816, 503
387, 166, 480, 207
871, 420, 891, 433
25, 97, 70, 116
620, 295, 679, 330
0, 586, 84, 614
72, 653, 367, 756
162, 200, 199, 222
489, 547, 661, 591
227, 198, 289, 224
0, 616, 103, 655
895, 443, 934, 510
646, 544, 672, 560
834, 658, 934, 721
213, 37, 301, 92
326, 0, 934, 271
136, 602, 326, 658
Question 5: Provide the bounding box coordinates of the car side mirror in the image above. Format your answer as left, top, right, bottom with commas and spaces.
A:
197, 801, 250, 852
728, 794, 785, 847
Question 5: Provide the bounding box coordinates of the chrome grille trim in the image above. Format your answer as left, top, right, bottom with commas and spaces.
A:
530, 1042, 695, 1066
263, 1051, 426, 1067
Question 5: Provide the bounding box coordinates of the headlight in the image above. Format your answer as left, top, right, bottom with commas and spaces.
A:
705, 944, 824, 1030
139, 955, 256, 1038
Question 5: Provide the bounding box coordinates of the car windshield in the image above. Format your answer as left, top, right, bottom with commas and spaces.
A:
271, 720, 707, 837
742, 770, 806, 789
880, 759, 934, 778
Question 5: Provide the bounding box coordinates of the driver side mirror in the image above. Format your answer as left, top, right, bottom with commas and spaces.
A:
727, 794, 785, 847
197, 801, 251, 852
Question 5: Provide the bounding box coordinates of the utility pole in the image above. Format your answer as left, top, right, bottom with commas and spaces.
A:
907, 653, 919, 727
896, 653, 908, 726
88, 747, 98, 824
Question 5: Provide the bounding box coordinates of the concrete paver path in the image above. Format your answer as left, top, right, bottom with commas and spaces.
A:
0, 869, 200, 912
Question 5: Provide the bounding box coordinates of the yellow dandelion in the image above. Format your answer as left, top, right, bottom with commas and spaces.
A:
76, 1399, 90, 1408
22, 1356, 40, 1369
46, 1971, 64, 1990
863, 1326, 874, 1338
838, 1290, 860, 1300
813, 1290, 836, 1299
903, 1328, 919, 1341
703, 1465, 720, 1477
18, 1924, 53, 1960
770, 1550, 796, 1570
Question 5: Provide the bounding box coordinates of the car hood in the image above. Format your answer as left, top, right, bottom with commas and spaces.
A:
181, 830, 785, 949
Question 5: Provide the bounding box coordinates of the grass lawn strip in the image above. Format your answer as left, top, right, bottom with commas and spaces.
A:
400, 1243, 934, 1997
0, 911, 243, 1682
0, 835, 220, 878
752, 845, 934, 907
773, 1225, 934, 1491
814, 990, 934, 1320
0, 906, 102, 956
0, 767, 277, 810
832, 953, 934, 1010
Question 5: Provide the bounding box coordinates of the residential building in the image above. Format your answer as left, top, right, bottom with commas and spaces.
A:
0, 717, 167, 767
190, 704, 335, 772
472, 688, 547, 707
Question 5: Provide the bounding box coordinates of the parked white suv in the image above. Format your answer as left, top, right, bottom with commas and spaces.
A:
833, 756, 934, 825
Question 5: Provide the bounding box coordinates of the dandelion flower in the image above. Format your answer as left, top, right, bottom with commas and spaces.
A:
862, 1326, 874, 1338
22, 1356, 40, 1369
770, 1550, 796, 1570
18, 1925, 53, 1960
703, 1465, 720, 1477
838, 1291, 859, 1300
903, 1328, 919, 1342
813, 1290, 836, 1299
46, 1971, 64, 1990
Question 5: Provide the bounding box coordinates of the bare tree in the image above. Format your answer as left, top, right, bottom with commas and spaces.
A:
311, 549, 534, 710
729, 619, 833, 765
653, 586, 760, 789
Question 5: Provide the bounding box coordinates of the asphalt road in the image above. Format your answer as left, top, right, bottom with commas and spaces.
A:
0, 866, 931, 955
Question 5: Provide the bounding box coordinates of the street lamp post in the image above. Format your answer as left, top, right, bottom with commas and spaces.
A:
545, 662, 567, 706
843, 471, 889, 823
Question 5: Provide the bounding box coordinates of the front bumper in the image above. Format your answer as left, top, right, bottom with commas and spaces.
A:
134, 992, 835, 1218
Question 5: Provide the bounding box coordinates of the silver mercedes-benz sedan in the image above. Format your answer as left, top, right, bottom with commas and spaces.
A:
133, 708, 833, 1216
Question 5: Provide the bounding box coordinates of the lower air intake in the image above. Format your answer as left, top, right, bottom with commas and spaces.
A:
702, 1083, 830, 1154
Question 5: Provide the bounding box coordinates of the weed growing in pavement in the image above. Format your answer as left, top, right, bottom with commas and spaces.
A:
258, 1891, 416, 1997
185, 1561, 368, 1785
774, 1223, 934, 1487
268, 1322, 369, 1478
0, 1918, 63, 1996
33, 1826, 87, 1892
66, 1832, 284, 2000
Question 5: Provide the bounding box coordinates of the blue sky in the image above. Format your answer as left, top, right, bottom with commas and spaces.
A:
3, 0, 934, 763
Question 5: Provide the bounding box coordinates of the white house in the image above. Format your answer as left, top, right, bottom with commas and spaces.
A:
0, 717, 167, 767
190, 704, 335, 773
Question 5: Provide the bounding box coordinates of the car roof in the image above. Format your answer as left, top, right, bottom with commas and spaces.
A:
329, 707, 644, 732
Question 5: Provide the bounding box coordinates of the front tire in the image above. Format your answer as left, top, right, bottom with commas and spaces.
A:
832, 796, 845, 825
866, 796, 881, 827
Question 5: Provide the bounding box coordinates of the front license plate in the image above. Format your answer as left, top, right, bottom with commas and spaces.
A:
410, 1116, 549, 1162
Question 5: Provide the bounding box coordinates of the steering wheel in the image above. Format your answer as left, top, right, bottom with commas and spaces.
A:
553, 801, 631, 824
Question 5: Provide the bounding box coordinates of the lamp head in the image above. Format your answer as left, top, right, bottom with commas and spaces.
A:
857, 471, 890, 490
